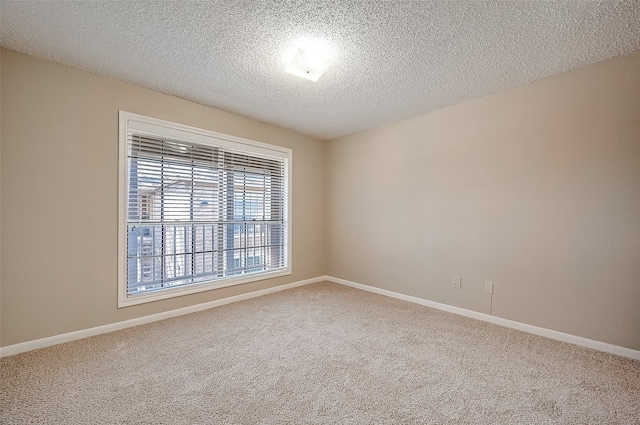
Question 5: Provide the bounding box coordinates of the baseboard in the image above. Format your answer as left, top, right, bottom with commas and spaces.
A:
0, 276, 324, 358
323, 275, 640, 361
4, 275, 639, 361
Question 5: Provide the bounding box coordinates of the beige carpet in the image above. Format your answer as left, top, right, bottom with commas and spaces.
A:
1, 282, 639, 424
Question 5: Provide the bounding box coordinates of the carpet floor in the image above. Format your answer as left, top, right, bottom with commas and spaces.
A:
1, 281, 639, 424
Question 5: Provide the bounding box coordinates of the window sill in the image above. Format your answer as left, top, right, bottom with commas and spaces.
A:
118, 268, 292, 308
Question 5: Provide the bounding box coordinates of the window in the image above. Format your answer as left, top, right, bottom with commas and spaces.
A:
118, 112, 291, 307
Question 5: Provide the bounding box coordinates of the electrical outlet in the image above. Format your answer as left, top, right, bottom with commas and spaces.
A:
292, 260, 297, 269
485, 282, 494, 294
452, 276, 461, 289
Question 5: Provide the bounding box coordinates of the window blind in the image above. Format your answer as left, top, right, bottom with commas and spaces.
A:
125, 129, 288, 296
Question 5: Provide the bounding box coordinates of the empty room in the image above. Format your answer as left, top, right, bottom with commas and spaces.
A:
1, 1, 639, 423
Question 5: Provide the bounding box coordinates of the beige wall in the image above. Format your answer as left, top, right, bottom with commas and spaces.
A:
2, 47, 639, 352
327, 52, 640, 350
0, 49, 326, 347
0, 49, 3, 344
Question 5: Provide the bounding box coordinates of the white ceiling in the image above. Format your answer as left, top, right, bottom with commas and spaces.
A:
1, 1, 639, 141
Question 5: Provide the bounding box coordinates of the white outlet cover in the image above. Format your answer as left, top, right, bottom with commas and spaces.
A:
485, 282, 494, 294
453, 276, 462, 289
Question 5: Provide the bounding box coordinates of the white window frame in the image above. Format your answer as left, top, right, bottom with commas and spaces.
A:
118, 111, 292, 307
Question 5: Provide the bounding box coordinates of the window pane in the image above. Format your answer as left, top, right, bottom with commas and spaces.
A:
124, 126, 288, 298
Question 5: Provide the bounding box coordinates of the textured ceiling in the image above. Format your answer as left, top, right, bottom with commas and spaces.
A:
1, 1, 639, 141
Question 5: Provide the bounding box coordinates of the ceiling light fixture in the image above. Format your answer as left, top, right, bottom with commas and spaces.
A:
285, 47, 332, 82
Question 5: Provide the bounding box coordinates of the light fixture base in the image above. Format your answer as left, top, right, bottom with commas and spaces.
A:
285, 47, 331, 82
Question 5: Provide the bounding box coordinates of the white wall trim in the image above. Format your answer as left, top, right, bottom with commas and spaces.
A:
4, 275, 639, 361
0, 276, 323, 358
323, 275, 640, 361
